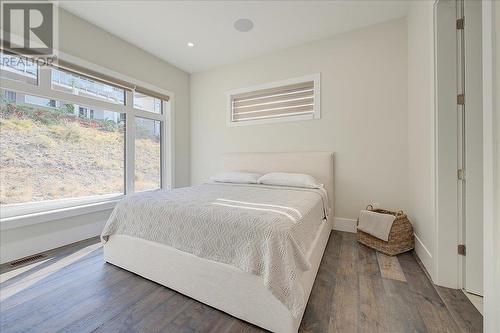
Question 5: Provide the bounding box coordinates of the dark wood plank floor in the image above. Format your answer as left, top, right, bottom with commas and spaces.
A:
0, 232, 482, 333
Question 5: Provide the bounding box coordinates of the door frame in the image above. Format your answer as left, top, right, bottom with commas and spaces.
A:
433, 0, 496, 327
433, 0, 484, 293
481, 0, 498, 331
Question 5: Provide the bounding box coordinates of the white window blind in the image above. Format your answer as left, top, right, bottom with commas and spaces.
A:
227, 74, 320, 126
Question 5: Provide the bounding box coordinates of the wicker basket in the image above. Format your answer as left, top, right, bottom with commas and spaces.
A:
356, 205, 414, 256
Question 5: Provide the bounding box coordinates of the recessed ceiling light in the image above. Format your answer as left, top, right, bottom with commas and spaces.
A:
234, 18, 254, 32
187, 42, 195, 47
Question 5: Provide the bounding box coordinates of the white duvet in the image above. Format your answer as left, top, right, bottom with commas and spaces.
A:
101, 183, 329, 318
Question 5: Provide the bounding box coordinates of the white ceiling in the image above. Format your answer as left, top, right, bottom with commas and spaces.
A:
60, 1, 410, 73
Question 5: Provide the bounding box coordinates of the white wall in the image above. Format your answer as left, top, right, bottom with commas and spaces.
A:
190, 18, 409, 220
0, 8, 190, 263
1, 211, 109, 263
495, 1, 500, 327
407, 0, 436, 277
493, 2, 500, 327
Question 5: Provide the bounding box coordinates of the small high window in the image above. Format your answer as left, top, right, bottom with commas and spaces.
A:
227, 74, 320, 126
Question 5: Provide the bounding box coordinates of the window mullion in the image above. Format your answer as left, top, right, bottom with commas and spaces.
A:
162, 100, 172, 189
132, 108, 164, 121
125, 91, 135, 194
38, 66, 52, 90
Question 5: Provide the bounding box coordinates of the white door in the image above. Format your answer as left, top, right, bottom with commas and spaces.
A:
463, 0, 483, 296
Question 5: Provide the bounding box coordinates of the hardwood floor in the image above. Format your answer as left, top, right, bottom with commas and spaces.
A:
0, 232, 482, 333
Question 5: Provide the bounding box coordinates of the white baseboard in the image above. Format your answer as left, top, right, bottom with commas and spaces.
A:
332, 217, 357, 233
414, 233, 434, 279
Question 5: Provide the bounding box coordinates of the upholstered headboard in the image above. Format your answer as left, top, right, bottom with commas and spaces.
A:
221, 152, 334, 212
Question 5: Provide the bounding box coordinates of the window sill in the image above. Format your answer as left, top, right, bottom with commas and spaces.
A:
0, 200, 119, 231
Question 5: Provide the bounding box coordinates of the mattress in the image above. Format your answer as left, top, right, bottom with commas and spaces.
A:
101, 183, 329, 317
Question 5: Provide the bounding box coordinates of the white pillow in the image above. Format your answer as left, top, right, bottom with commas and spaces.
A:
210, 171, 262, 184
258, 172, 322, 189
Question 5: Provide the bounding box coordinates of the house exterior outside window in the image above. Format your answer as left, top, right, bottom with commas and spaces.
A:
5, 90, 16, 103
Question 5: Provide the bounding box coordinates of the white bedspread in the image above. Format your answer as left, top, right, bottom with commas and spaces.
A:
101, 183, 329, 318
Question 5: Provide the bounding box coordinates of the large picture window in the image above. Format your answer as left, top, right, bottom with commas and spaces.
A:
0, 89, 125, 205
0, 53, 171, 219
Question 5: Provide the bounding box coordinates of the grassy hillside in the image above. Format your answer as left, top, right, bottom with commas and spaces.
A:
0, 103, 159, 205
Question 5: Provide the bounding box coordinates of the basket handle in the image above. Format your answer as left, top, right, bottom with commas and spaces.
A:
396, 210, 404, 217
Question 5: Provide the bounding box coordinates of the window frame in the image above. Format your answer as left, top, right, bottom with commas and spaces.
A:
5, 90, 16, 102
0, 52, 174, 225
133, 91, 163, 114
226, 73, 321, 127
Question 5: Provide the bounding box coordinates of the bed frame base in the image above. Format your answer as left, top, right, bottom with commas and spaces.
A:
103, 219, 331, 333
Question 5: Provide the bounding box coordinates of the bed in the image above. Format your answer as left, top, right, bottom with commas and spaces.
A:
102, 152, 334, 333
